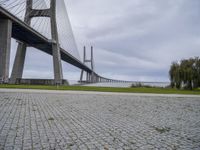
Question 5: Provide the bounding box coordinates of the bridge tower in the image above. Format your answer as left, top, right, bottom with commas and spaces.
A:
80, 46, 95, 83
10, 0, 63, 85
0, 19, 12, 83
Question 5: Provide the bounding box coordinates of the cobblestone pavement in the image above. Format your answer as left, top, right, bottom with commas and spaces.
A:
0, 90, 200, 150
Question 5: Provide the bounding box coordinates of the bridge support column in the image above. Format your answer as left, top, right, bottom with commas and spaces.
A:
90, 73, 92, 83
88, 72, 91, 83
91, 72, 94, 83
86, 72, 89, 83
80, 46, 96, 83
10, 43, 27, 84
80, 70, 84, 82
0, 19, 12, 83
51, 42, 63, 84
51, 0, 63, 84
93, 75, 96, 83
10, 0, 63, 85
10, 0, 32, 84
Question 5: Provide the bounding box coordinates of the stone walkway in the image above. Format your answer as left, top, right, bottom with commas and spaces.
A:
0, 89, 200, 150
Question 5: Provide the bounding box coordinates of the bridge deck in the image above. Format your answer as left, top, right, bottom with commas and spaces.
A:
0, 6, 92, 73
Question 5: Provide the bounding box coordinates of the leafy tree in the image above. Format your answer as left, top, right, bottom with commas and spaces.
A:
169, 57, 200, 90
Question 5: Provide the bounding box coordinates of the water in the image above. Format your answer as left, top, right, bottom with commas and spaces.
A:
83, 82, 170, 88
68, 80, 170, 88
68, 80, 79, 85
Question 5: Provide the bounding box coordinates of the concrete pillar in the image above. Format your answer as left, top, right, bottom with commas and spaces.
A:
11, 0, 63, 85
90, 72, 93, 83
91, 46, 94, 71
95, 76, 97, 83
86, 72, 89, 82
80, 46, 96, 84
80, 70, 84, 82
93, 74, 95, 83
0, 19, 12, 83
50, 0, 63, 84
10, 43, 27, 84
90, 46, 94, 83
88, 73, 90, 82
10, 0, 32, 84
88, 73, 91, 83
80, 46, 86, 82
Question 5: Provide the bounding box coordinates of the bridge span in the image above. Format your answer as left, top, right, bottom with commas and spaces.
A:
0, 0, 125, 85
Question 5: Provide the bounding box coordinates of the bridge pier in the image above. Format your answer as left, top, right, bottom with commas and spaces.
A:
96, 76, 99, 83
80, 70, 84, 82
51, 0, 63, 84
10, 0, 63, 85
10, 0, 32, 84
90, 72, 94, 83
86, 72, 90, 83
51, 41, 63, 84
93, 74, 96, 83
0, 19, 12, 83
95, 75, 97, 83
10, 43, 27, 84
88, 73, 91, 83
80, 46, 95, 84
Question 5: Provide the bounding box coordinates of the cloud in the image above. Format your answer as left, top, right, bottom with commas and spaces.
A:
66, 0, 200, 81
8, 0, 200, 82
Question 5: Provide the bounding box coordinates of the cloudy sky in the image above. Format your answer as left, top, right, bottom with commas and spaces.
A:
9, 0, 200, 82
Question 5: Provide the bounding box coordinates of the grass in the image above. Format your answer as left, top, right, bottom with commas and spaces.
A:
0, 84, 200, 95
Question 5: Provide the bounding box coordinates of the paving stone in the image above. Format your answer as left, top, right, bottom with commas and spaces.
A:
0, 92, 199, 149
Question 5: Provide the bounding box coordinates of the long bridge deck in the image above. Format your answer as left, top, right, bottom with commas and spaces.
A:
0, 6, 92, 73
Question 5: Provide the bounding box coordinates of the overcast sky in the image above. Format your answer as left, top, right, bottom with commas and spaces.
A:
9, 0, 200, 82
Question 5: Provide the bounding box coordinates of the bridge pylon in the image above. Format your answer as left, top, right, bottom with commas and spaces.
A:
0, 19, 12, 84
10, 0, 63, 85
80, 46, 95, 83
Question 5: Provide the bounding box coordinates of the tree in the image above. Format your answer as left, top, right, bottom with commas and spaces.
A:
169, 57, 200, 90
169, 62, 181, 89
169, 62, 178, 88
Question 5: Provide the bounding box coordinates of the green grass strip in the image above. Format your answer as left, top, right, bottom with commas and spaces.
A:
0, 84, 200, 95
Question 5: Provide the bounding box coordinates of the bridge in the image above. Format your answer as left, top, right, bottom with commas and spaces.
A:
0, 0, 127, 85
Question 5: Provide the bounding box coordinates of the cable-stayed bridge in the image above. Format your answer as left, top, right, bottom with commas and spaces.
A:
0, 0, 127, 85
